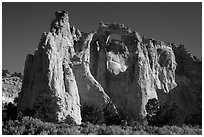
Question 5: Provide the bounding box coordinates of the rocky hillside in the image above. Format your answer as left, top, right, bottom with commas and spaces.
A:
2, 69, 23, 104
16, 11, 201, 125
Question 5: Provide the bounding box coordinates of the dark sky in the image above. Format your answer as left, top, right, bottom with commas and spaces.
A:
2, 2, 202, 73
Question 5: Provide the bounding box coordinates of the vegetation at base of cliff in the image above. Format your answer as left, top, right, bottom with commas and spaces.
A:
145, 98, 202, 127
2, 116, 202, 135
2, 101, 202, 135
2, 69, 202, 135
81, 102, 129, 125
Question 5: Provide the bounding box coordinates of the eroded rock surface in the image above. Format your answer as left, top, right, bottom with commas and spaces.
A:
79, 23, 178, 120
18, 11, 202, 124
18, 11, 82, 124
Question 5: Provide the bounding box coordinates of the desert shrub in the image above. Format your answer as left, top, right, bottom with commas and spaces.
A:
64, 115, 77, 125
184, 113, 202, 126
97, 124, 110, 135
2, 116, 202, 135
2, 102, 18, 122
151, 125, 201, 135
80, 122, 99, 134
102, 103, 123, 125
157, 102, 185, 126
100, 125, 130, 135
33, 94, 61, 123
145, 98, 160, 126
2, 69, 23, 79
81, 103, 105, 124
10, 72, 23, 79
145, 98, 185, 126
2, 69, 10, 78
13, 97, 19, 104
181, 124, 202, 135
2, 116, 81, 135
18, 117, 58, 135
135, 125, 201, 135
97, 125, 148, 135
81, 102, 129, 125
2, 119, 25, 135
56, 124, 80, 135
145, 98, 159, 116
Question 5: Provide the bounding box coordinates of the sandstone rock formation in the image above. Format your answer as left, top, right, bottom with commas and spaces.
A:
18, 11, 83, 124
171, 44, 202, 123
78, 24, 178, 120
18, 11, 202, 124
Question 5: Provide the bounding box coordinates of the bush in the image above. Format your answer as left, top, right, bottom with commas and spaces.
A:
2, 99, 201, 135
145, 98, 185, 126
2, 116, 202, 135
145, 98, 159, 116
2, 102, 18, 122
10, 72, 23, 79
102, 103, 123, 125
81, 102, 129, 125
184, 113, 202, 126
81, 103, 105, 124
2, 69, 10, 78
80, 122, 99, 134
33, 94, 61, 123
2, 116, 80, 135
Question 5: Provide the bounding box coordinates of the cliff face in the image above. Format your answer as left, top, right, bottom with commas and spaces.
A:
171, 45, 202, 122
18, 11, 202, 124
80, 24, 178, 120
18, 11, 82, 124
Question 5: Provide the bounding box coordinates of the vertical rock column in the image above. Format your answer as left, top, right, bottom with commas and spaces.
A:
17, 11, 81, 124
